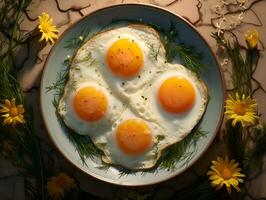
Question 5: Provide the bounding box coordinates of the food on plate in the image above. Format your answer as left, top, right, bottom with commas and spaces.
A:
129, 63, 208, 142
75, 24, 166, 99
57, 24, 208, 170
92, 109, 177, 169
57, 71, 125, 135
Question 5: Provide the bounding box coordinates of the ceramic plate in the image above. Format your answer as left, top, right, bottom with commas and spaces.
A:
41, 4, 224, 186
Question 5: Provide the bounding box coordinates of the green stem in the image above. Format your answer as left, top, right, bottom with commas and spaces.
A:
8, 0, 25, 102
9, 0, 24, 56
5, 0, 45, 199
29, 123, 45, 200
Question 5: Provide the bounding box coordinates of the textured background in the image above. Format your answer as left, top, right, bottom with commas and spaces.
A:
1, 0, 266, 199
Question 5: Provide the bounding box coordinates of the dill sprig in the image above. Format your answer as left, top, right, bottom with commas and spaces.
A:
64, 29, 91, 50
161, 22, 179, 62
46, 58, 70, 98
46, 28, 91, 97
175, 44, 206, 74
158, 128, 207, 171
161, 23, 205, 75
148, 43, 161, 61
118, 167, 138, 177
53, 109, 102, 163
63, 122, 102, 163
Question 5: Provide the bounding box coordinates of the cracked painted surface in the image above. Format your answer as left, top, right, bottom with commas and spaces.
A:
2, 0, 265, 199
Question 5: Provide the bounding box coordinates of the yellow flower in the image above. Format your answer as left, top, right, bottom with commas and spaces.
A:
47, 173, 76, 199
207, 156, 245, 193
0, 98, 25, 125
245, 30, 259, 48
225, 93, 258, 127
38, 12, 59, 44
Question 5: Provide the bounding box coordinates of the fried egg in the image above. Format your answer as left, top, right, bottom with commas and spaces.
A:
129, 63, 208, 141
75, 24, 166, 99
92, 109, 178, 169
57, 58, 125, 136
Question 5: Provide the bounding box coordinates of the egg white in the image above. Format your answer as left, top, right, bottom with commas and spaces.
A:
129, 63, 208, 141
74, 24, 166, 100
91, 108, 178, 170
57, 58, 125, 136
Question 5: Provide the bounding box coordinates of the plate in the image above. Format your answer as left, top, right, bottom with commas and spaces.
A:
40, 3, 224, 186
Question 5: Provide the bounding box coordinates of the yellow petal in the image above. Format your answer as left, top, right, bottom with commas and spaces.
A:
210, 166, 222, 176
49, 32, 58, 39
232, 118, 238, 127
213, 178, 223, 185
0, 107, 9, 113
207, 170, 215, 176
15, 115, 25, 124
17, 105, 25, 114
235, 172, 245, 177
209, 174, 221, 180
1, 114, 10, 118
3, 118, 10, 125
3, 117, 12, 125
11, 98, 16, 107
4, 99, 11, 108
228, 178, 239, 186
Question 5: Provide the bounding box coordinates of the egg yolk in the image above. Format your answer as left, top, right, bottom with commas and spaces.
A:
158, 77, 195, 113
73, 87, 107, 122
106, 38, 143, 77
115, 119, 152, 155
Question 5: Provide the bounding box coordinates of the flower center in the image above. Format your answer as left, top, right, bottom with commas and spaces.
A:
234, 103, 246, 116
42, 23, 50, 33
9, 107, 19, 117
222, 167, 232, 180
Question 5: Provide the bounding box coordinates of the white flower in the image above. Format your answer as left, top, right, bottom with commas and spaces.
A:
215, 19, 226, 36
238, 12, 244, 21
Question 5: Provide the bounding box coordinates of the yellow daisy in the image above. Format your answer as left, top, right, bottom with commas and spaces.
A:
47, 173, 76, 199
38, 12, 59, 44
207, 156, 245, 193
245, 30, 259, 49
0, 98, 25, 125
225, 93, 258, 127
